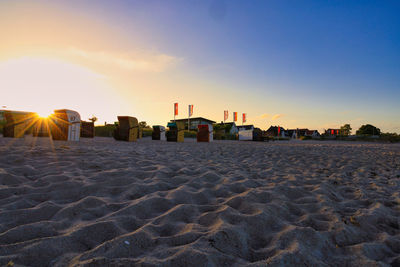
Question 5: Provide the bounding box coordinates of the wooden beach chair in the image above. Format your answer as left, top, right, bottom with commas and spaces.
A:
152, 125, 166, 140
166, 121, 185, 142
197, 124, 213, 142
114, 116, 139, 142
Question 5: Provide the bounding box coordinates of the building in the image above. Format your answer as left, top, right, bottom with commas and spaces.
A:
287, 128, 321, 139
265, 126, 287, 137
170, 117, 216, 131
325, 129, 341, 136
237, 125, 254, 140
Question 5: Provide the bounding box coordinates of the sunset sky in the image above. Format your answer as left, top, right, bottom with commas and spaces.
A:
1, 0, 399, 133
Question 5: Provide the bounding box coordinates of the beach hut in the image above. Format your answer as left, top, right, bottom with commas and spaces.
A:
32, 117, 50, 137
166, 121, 184, 142
152, 125, 166, 140
197, 124, 213, 142
238, 125, 254, 141
80, 121, 95, 138
114, 116, 139, 142
3, 111, 33, 138
50, 109, 81, 141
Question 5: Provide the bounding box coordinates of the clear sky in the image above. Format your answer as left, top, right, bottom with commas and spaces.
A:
1, 0, 399, 133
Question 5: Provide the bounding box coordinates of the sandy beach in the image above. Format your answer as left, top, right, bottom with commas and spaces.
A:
0, 137, 399, 266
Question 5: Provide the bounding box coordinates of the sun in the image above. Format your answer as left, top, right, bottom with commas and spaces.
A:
36, 110, 53, 118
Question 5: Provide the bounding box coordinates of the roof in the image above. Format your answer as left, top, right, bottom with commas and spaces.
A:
237, 125, 254, 130
214, 122, 237, 126
171, 117, 216, 123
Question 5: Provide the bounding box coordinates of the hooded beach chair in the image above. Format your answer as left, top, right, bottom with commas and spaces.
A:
3, 111, 32, 138
197, 124, 213, 142
80, 121, 95, 138
166, 121, 185, 142
152, 125, 166, 140
50, 109, 81, 141
114, 116, 139, 142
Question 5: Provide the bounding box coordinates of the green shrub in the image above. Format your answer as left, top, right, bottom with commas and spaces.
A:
299, 136, 312, 140
274, 137, 290, 141
379, 133, 400, 143
184, 130, 197, 138
142, 129, 153, 137
95, 125, 116, 137
225, 134, 238, 140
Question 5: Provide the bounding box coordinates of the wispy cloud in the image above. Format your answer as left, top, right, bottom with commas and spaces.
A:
67, 47, 181, 72
271, 114, 284, 120
257, 113, 270, 119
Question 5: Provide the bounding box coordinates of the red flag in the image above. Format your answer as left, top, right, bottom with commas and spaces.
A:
278, 126, 281, 135
174, 103, 178, 116
336, 130, 339, 135
242, 113, 246, 123
224, 110, 228, 121
188, 105, 193, 117
331, 129, 334, 135
233, 112, 237, 122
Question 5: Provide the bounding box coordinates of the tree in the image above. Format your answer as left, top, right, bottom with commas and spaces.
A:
139, 121, 151, 129
89, 116, 98, 123
356, 124, 381, 136
340, 124, 352, 136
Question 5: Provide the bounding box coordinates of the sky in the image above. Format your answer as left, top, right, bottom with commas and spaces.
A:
0, 0, 399, 133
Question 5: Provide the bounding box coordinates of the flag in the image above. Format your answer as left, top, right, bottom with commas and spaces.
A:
174, 103, 178, 116
224, 110, 228, 121
233, 112, 237, 122
188, 105, 193, 117
331, 129, 334, 135
336, 129, 339, 135
242, 113, 246, 123
278, 126, 281, 135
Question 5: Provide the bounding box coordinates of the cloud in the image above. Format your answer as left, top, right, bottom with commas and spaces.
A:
67, 47, 181, 72
257, 113, 270, 119
271, 114, 284, 120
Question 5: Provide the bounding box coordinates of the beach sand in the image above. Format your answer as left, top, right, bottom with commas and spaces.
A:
0, 137, 399, 266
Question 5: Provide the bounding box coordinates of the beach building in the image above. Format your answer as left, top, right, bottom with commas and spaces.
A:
171, 117, 216, 131
265, 126, 287, 137
286, 129, 297, 139
286, 128, 321, 139
325, 128, 341, 136
238, 125, 254, 140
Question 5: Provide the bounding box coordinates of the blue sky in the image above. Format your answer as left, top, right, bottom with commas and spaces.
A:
1, 0, 399, 132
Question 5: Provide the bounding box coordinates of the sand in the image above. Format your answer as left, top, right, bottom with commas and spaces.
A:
0, 136, 399, 266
